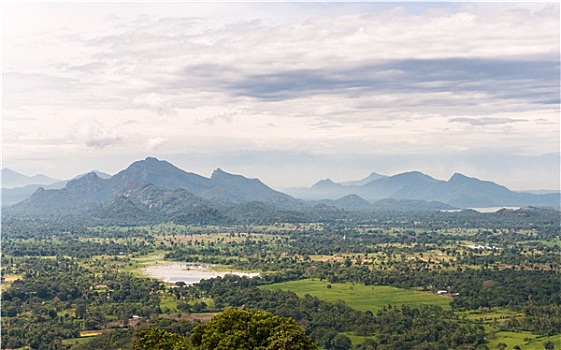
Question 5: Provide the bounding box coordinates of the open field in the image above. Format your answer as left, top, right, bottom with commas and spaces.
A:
344, 333, 377, 347
464, 308, 522, 322
79, 331, 103, 337
487, 331, 561, 350
260, 279, 451, 313
161, 312, 218, 323
1, 274, 21, 292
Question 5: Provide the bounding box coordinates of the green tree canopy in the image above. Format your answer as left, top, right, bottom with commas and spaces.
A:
133, 328, 190, 350
190, 308, 318, 350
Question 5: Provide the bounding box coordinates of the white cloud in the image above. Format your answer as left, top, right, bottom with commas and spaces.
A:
72, 118, 124, 149
132, 92, 177, 116
146, 137, 167, 151
2, 2, 559, 189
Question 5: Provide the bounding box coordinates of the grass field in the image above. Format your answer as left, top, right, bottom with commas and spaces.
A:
260, 279, 451, 313
344, 333, 376, 346
160, 294, 179, 312
487, 331, 561, 350
123, 251, 167, 275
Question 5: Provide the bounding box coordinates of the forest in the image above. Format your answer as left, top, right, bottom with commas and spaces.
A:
1, 207, 560, 349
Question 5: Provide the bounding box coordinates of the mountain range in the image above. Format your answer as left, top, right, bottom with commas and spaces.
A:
4, 157, 302, 218
2, 168, 60, 188
3, 157, 559, 222
1, 170, 111, 206
286, 171, 560, 208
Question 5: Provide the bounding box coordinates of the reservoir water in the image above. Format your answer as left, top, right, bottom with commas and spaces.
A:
142, 262, 259, 284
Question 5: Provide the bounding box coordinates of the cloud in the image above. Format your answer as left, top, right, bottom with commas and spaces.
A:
224, 59, 559, 105
146, 137, 167, 151
197, 111, 237, 125
72, 118, 124, 149
2, 3, 559, 189
450, 117, 527, 126
131, 92, 177, 116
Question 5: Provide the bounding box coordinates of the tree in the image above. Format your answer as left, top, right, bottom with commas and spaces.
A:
356, 338, 377, 350
544, 340, 555, 350
190, 308, 318, 350
331, 334, 353, 350
132, 328, 190, 350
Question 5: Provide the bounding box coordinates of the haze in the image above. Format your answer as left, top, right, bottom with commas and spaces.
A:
2, 2, 559, 190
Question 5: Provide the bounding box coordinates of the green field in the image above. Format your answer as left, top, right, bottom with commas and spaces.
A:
260, 279, 451, 313
487, 331, 561, 350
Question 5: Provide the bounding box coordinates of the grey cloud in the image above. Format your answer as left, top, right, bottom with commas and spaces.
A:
197, 111, 237, 125
449, 117, 526, 126
222, 58, 559, 106
85, 136, 123, 149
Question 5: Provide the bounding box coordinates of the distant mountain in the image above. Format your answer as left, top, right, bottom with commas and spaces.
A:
110, 157, 212, 194
341, 172, 387, 186
334, 194, 373, 211
517, 189, 560, 195
286, 179, 349, 201
205, 168, 300, 207
2, 168, 60, 188
6, 157, 302, 216
4, 158, 558, 219
314, 194, 373, 212
2, 181, 67, 206
2, 170, 112, 206
287, 171, 560, 208
97, 183, 215, 225
361, 171, 440, 200
313, 194, 454, 212
74, 170, 111, 180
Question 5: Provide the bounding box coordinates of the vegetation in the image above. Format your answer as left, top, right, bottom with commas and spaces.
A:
1, 208, 559, 349
260, 280, 451, 312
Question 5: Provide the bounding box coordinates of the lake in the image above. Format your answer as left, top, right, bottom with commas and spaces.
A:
141, 262, 259, 284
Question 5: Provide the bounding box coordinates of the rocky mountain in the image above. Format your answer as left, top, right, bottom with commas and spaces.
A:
286, 171, 560, 208
74, 170, 112, 180
205, 168, 299, 207
110, 157, 212, 195
6, 157, 302, 216
4, 157, 558, 219
97, 183, 216, 225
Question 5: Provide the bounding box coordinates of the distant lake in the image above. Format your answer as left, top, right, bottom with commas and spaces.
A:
469, 207, 521, 213
442, 207, 521, 213
142, 262, 259, 284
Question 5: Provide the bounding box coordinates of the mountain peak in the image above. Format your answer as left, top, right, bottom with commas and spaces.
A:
393, 171, 436, 182
73, 170, 111, 180
211, 168, 242, 181
449, 172, 475, 183
126, 157, 178, 173
311, 178, 340, 190
341, 172, 387, 186
2, 168, 60, 188
211, 167, 227, 176
66, 171, 104, 187
113, 157, 211, 192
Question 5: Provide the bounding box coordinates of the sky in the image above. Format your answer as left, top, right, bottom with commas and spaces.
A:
2, 2, 560, 191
